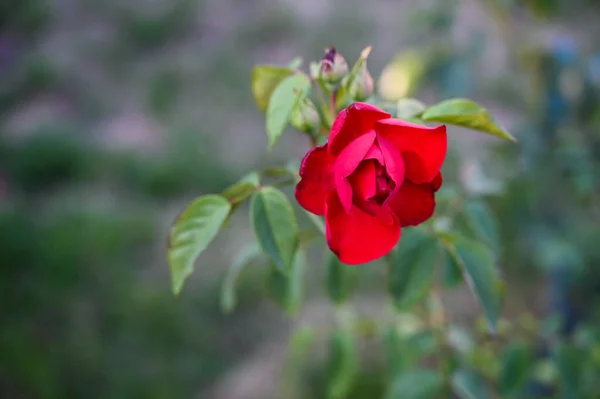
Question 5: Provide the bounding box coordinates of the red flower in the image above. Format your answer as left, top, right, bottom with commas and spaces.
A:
295, 102, 447, 265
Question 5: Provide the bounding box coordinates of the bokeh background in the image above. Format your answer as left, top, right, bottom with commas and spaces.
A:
2, 0, 600, 398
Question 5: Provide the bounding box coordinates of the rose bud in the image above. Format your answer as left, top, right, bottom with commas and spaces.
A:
317, 47, 349, 83
349, 62, 374, 101
291, 98, 320, 134
295, 102, 447, 265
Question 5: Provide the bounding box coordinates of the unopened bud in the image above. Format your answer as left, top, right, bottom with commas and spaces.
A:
315, 47, 348, 83
349, 62, 374, 101
290, 99, 320, 134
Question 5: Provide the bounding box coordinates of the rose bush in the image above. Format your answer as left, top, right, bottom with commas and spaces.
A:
295, 102, 447, 265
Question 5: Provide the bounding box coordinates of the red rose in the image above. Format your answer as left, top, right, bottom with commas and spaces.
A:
295, 102, 447, 265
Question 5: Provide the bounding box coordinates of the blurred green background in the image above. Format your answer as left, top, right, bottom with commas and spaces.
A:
2, 0, 600, 398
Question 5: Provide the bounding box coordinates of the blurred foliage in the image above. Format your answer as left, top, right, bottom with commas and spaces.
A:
2, 0, 600, 397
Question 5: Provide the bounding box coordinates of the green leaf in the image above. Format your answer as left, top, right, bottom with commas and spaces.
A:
451, 237, 504, 332
396, 98, 426, 120
251, 65, 293, 111
168, 195, 231, 295
385, 369, 443, 399
452, 369, 490, 399
499, 343, 532, 397
220, 243, 262, 313
459, 200, 501, 255
326, 329, 358, 399
221, 171, 260, 205
421, 98, 516, 142
325, 254, 357, 304
266, 73, 311, 149
250, 186, 299, 273
267, 249, 305, 314
442, 245, 463, 288
388, 229, 440, 310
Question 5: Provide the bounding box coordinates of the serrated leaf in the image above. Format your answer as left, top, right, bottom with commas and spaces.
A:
385, 369, 443, 399
388, 229, 440, 310
251, 65, 293, 111
266, 73, 311, 149
267, 249, 305, 315
168, 195, 231, 295
451, 237, 504, 331
326, 329, 358, 399
250, 186, 298, 273
221, 171, 260, 205
459, 200, 501, 256
499, 342, 532, 397
452, 369, 490, 399
396, 98, 427, 119
325, 254, 357, 304
421, 98, 516, 142
220, 243, 262, 313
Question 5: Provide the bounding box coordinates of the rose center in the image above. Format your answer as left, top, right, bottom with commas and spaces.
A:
372, 164, 394, 204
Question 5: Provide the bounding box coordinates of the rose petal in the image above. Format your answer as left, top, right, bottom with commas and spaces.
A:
387, 180, 438, 227
295, 144, 334, 216
376, 135, 405, 202
431, 172, 443, 192
333, 132, 376, 213
325, 191, 401, 265
364, 145, 384, 163
347, 160, 376, 200
329, 102, 390, 156
375, 118, 447, 183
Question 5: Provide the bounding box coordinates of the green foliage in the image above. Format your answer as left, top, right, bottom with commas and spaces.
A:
266, 250, 305, 315
421, 98, 516, 142
451, 369, 490, 399
448, 236, 504, 331
325, 254, 357, 305
266, 73, 311, 148
336, 46, 372, 109
168, 195, 232, 295
251, 65, 294, 111
388, 229, 440, 310
220, 243, 262, 314
457, 199, 501, 255
385, 368, 443, 399
498, 342, 532, 397
4, 130, 92, 192
442, 246, 463, 287
250, 186, 299, 274
325, 329, 358, 399
221, 171, 261, 205
395, 98, 427, 120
